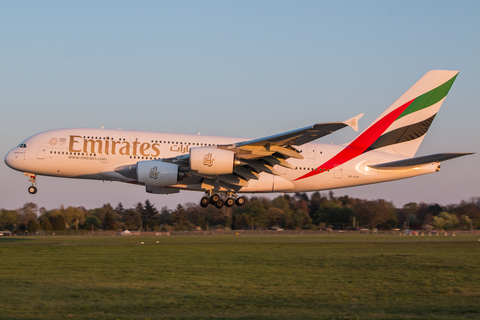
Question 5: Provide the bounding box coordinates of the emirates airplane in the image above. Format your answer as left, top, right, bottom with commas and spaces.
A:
5, 70, 472, 208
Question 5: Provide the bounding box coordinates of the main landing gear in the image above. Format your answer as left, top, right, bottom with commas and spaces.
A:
200, 192, 246, 209
26, 174, 37, 194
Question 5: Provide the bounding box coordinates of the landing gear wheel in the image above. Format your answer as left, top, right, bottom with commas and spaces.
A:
27, 174, 37, 195
200, 197, 210, 208
214, 199, 224, 209
28, 186, 37, 194
210, 194, 220, 204
235, 197, 246, 206
225, 198, 235, 207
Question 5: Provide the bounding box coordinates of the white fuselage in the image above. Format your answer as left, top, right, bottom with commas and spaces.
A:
5, 128, 438, 194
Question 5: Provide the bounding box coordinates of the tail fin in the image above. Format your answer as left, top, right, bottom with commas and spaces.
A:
294, 71, 459, 182
351, 70, 458, 158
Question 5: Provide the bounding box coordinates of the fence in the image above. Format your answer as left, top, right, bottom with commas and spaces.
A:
9, 229, 480, 236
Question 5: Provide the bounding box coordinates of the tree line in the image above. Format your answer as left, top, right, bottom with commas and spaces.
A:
1, 191, 479, 234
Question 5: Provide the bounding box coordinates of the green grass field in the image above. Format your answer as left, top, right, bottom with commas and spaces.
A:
1, 234, 479, 319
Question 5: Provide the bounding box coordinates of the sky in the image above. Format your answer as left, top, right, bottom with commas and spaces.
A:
1, 1, 479, 211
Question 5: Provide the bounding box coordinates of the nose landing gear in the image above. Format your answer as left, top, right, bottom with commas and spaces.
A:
199, 191, 245, 209
26, 173, 37, 194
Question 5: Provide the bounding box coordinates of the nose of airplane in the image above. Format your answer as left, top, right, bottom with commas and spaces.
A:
4, 149, 20, 170
5, 150, 14, 169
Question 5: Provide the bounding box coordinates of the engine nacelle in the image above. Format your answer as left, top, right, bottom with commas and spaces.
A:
137, 161, 183, 187
190, 147, 236, 175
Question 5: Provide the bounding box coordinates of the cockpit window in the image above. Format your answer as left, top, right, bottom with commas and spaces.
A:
17, 143, 27, 148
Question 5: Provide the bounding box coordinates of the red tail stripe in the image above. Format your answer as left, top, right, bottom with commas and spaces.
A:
294, 99, 414, 181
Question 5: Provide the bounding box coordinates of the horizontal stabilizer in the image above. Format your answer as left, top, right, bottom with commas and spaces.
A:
368, 153, 473, 171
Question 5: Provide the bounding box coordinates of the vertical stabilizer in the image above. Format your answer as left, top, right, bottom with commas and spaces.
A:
355, 70, 458, 157
294, 70, 460, 182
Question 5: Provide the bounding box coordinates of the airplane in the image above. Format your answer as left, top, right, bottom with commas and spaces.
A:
4, 70, 473, 209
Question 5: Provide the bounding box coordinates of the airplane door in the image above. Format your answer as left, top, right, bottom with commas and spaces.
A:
334, 164, 343, 179
307, 146, 316, 159
37, 145, 46, 159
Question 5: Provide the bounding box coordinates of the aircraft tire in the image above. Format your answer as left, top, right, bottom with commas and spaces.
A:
200, 197, 210, 208
225, 198, 235, 207
214, 199, 224, 209
28, 186, 37, 194
235, 197, 245, 206
210, 194, 220, 204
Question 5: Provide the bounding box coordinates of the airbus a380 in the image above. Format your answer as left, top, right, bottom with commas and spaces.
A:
4, 70, 473, 208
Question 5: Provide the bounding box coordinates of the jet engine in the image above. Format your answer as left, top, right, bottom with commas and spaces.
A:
190, 147, 239, 175
137, 161, 184, 187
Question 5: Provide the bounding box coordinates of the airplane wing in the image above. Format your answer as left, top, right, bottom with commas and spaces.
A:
368, 153, 473, 171
233, 113, 363, 148
166, 114, 363, 189
219, 114, 364, 160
